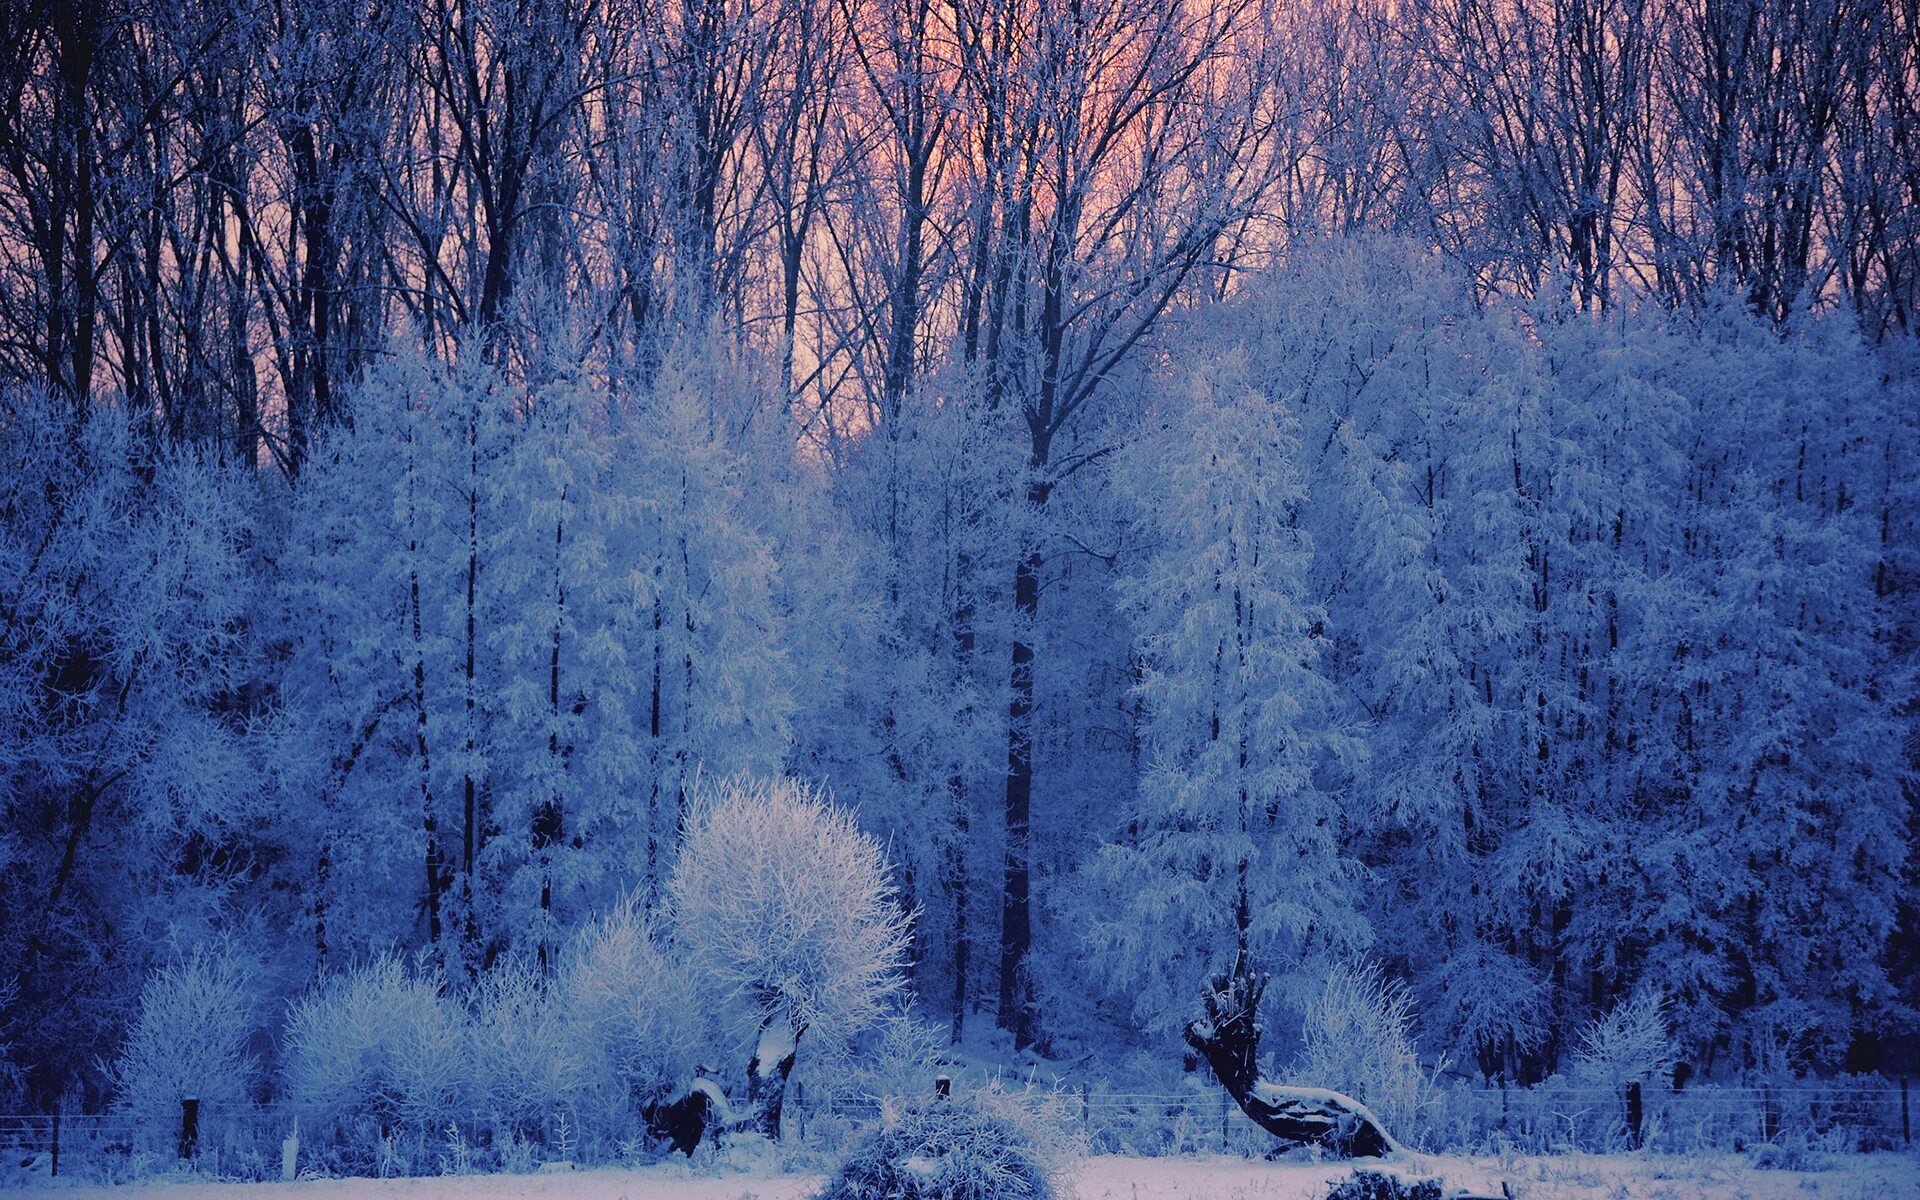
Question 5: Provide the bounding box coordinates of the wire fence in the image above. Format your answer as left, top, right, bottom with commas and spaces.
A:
0, 1077, 1911, 1184
1063, 1079, 1915, 1158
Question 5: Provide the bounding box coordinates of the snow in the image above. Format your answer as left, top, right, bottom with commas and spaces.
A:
18, 1152, 1918, 1200
1246, 1083, 1408, 1157
689, 1077, 730, 1123
755, 1019, 798, 1071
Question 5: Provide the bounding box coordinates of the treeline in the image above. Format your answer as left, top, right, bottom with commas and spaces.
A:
6, 0, 1920, 446
0, 0, 1915, 1107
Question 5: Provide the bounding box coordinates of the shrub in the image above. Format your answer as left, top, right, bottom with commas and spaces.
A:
1746, 1134, 1821, 1171
560, 892, 705, 1117
1295, 961, 1435, 1145
1324, 1169, 1444, 1200
468, 959, 585, 1135
817, 1092, 1062, 1200
109, 943, 259, 1147
282, 956, 467, 1133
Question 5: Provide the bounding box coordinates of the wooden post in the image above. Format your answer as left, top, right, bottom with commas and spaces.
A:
1625, 1081, 1643, 1149
1902, 1076, 1910, 1145
1220, 1086, 1230, 1153
179, 1097, 200, 1160
50, 1107, 60, 1179
935, 1074, 951, 1099
282, 1116, 300, 1181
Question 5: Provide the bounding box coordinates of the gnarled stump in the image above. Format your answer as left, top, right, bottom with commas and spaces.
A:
1183, 954, 1404, 1159
643, 1080, 723, 1156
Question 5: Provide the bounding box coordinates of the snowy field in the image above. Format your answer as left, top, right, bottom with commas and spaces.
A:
16, 1152, 1920, 1200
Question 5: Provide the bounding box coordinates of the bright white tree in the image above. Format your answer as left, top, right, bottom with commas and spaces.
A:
110, 943, 259, 1149
669, 774, 911, 1137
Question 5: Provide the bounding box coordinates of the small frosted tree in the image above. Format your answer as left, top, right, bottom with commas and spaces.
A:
1570, 987, 1675, 1090
669, 774, 911, 1137
110, 944, 259, 1149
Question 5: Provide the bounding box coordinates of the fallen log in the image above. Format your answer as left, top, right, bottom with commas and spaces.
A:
1182, 954, 1403, 1159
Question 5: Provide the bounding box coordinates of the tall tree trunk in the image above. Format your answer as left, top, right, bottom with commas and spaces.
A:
999, 473, 1049, 1051
412, 558, 442, 947
407, 421, 443, 950
462, 412, 481, 971
535, 505, 567, 973
949, 565, 973, 1042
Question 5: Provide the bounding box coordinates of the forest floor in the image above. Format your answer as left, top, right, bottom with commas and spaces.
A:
18, 1150, 1920, 1200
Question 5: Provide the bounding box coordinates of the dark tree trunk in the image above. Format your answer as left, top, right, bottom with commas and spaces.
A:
747, 1016, 803, 1140
998, 477, 1048, 1051
644, 1087, 716, 1157
950, 571, 973, 1043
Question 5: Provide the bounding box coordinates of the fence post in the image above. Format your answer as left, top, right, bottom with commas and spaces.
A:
50, 1106, 60, 1179
1625, 1081, 1643, 1149
935, 1073, 951, 1099
1220, 1087, 1229, 1154
282, 1115, 300, 1182
1902, 1076, 1910, 1146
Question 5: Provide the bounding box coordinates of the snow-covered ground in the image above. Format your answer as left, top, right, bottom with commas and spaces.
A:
16, 1151, 1919, 1200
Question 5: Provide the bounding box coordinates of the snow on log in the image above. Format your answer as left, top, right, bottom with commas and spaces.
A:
1183, 954, 1404, 1159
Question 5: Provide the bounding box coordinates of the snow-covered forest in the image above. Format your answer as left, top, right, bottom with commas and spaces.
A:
1, 0, 1918, 1187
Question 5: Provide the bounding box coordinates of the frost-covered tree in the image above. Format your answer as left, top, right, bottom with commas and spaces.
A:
1090, 338, 1364, 1034
109, 943, 260, 1148
669, 774, 911, 1137
622, 343, 799, 894
0, 388, 267, 1096
276, 342, 477, 969
1213, 239, 1556, 1074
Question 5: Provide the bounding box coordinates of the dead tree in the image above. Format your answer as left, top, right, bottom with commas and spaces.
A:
1182, 954, 1404, 1159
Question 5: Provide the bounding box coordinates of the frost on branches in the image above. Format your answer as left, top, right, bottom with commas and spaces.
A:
669, 774, 912, 1138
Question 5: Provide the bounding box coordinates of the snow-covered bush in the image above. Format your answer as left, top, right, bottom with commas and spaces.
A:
109, 944, 259, 1146
560, 894, 706, 1117
1323, 1169, 1443, 1200
1294, 961, 1435, 1145
817, 1090, 1067, 1200
670, 774, 911, 1132
1569, 988, 1674, 1089
468, 959, 585, 1135
824, 1007, 945, 1109
282, 957, 467, 1133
